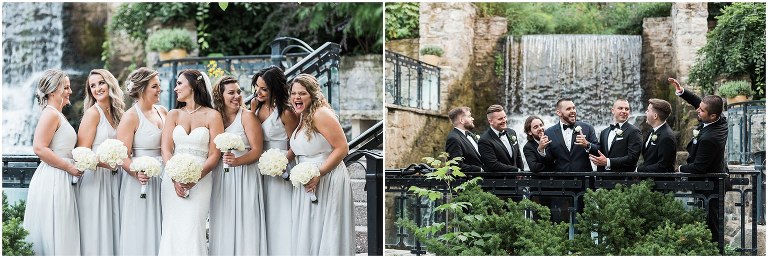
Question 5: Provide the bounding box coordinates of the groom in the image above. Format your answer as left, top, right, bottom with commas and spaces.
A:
478, 104, 524, 172
544, 98, 599, 172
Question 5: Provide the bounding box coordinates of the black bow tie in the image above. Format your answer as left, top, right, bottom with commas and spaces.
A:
465, 131, 474, 138
498, 130, 507, 137
562, 124, 575, 131
696, 123, 704, 130
610, 123, 620, 130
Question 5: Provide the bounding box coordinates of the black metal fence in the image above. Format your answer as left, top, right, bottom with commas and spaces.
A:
385, 169, 763, 255
726, 100, 765, 165
385, 51, 441, 111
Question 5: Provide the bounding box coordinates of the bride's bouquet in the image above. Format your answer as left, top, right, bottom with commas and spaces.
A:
129, 156, 162, 198
165, 153, 203, 198
213, 132, 245, 173
97, 139, 128, 175
71, 147, 97, 185
290, 162, 321, 203
258, 148, 290, 178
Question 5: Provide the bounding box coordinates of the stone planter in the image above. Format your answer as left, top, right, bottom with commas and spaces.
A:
727, 95, 750, 104
421, 54, 440, 66
159, 48, 188, 61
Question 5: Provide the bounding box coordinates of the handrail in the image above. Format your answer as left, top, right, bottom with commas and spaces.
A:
347, 120, 383, 154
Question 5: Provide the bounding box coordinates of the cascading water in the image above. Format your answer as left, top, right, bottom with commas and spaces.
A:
503, 35, 644, 170
2, 2, 64, 154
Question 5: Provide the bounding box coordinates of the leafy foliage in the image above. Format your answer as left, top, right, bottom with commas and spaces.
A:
571, 181, 717, 255
146, 28, 197, 52
419, 46, 444, 57
385, 2, 420, 40
688, 2, 766, 97
2, 192, 34, 256
474, 2, 671, 36
717, 80, 754, 98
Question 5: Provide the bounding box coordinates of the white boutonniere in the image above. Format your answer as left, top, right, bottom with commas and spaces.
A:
475, 134, 480, 141
508, 134, 517, 145
692, 129, 700, 144
575, 126, 582, 133
615, 129, 624, 137
651, 134, 658, 142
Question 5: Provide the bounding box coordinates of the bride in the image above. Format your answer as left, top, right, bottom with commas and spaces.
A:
158, 69, 224, 255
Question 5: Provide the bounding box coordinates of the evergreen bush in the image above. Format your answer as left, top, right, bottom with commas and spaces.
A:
146, 28, 197, 53
2, 192, 34, 256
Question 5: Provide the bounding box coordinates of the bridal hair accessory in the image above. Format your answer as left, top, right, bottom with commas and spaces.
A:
197, 75, 203, 81
125, 80, 135, 92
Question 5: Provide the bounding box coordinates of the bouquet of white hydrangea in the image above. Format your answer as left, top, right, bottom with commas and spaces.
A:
71, 147, 97, 185
165, 153, 203, 198
97, 139, 128, 175
213, 132, 245, 173
130, 156, 163, 198
258, 148, 289, 177
290, 162, 321, 203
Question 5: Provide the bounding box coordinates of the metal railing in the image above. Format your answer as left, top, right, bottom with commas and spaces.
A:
385, 169, 762, 255
385, 51, 441, 111
726, 100, 766, 165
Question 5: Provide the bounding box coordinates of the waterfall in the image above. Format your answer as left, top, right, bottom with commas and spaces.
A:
503, 35, 643, 170
2, 3, 64, 154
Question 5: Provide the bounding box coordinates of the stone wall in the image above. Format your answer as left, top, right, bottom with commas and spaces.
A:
385, 105, 450, 168
385, 38, 418, 59
338, 54, 384, 139
467, 17, 507, 131
671, 2, 709, 86
641, 17, 675, 101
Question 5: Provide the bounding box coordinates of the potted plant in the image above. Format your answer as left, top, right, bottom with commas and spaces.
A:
146, 28, 197, 61
420, 46, 444, 66
717, 80, 754, 103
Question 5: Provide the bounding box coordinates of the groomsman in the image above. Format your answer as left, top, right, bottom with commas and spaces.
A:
444, 107, 483, 172
670, 78, 728, 174
636, 98, 677, 172
589, 98, 642, 172
522, 115, 554, 172
544, 98, 599, 172
478, 104, 524, 172
670, 77, 728, 244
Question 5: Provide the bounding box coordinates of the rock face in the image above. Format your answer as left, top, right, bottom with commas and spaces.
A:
671, 2, 708, 86
338, 54, 384, 139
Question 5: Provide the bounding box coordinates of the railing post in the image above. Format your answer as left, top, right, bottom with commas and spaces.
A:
364, 152, 383, 255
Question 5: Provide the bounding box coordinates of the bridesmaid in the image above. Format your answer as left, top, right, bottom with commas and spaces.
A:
209, 76, 267, 255
75, 69, 125, 255
116, 67, 167, 255
250, 66, 298, 255
23, 69, 81, 255
289, 74, 354, 255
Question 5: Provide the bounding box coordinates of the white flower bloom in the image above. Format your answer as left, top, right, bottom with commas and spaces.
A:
615, 129, 623, 136
97, 139, 128, 169
693, 129, 700, 138
290, 162, 321, 188
165, 154, 203, 184
258, 148, 289, 177
72, 147, 98, 171
130, 156, 163, 177
651, 134, 658, 141
213, 132, 245, 152
575, 126, 582, 133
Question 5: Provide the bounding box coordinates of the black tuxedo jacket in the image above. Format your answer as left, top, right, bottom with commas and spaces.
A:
523, 139, 555, 172
544, 121, 599, 172
596, 122, 642, 172
445, 128, 483, 172
679, 90, 728, 174
637, 123, 677, 172
478, 128, 524, 172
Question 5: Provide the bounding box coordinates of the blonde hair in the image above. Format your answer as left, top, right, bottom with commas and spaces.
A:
291, 74, 331, 140
84, 69, 125, 124
125, 67, 159, 100
35, 69, 69, 107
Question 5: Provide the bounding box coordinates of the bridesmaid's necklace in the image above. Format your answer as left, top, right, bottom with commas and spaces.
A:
184, 105, 202, 114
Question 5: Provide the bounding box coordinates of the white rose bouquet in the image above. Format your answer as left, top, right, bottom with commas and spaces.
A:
258, 148, 290, 178
130, 156, 162, 198
290, 162, 321, 203
97, 139, 128, 175
165, 153, 203, 198
71, 147, 97, 185
214, 132, 245, 173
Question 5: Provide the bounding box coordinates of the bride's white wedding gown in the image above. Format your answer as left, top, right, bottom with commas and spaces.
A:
158, 125, 213, 255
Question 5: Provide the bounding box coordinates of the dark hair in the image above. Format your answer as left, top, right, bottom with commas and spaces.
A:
524, 115, 543, 141
556, 98, 573, 109
212, 76, 240, 122
251, 66, 290, 116
648, 98, 672, 121
702, 95, 724, 118
447, 107, 470, 125
175, 69, 213, 109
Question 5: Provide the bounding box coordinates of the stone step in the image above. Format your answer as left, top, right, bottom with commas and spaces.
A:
354, 201, 368, 226
351, 178, 367, 202
347, 161, 367, 180
355, 225, 368, 254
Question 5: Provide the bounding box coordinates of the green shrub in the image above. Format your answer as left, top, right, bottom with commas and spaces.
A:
385, 2, 420, 40
2, 192, 34, 256
717, 80, 754, 98
145, 28, 197, 53
420, 46, 444, 57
